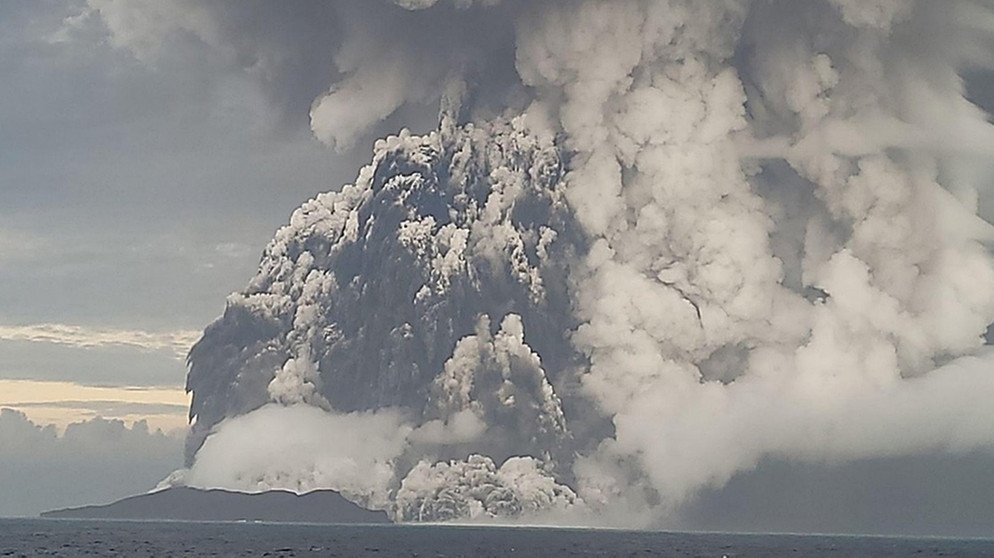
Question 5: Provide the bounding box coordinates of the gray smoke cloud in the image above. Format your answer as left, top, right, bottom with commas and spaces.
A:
81, 0, 994, 527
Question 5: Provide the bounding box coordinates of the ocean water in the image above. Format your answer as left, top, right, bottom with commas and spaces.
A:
0, 519, 992, 557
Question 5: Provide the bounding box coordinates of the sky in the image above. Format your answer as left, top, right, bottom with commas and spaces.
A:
0, 0, 369, 515
3, 0, 994, 528
0, 1, 369, 429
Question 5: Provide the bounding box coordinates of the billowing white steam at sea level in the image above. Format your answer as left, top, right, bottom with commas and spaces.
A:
88, 0, 994, 524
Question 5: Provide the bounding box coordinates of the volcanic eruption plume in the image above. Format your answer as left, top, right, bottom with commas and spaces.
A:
87, 0, 994, 525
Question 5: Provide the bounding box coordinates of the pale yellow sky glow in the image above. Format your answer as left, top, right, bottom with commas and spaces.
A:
0, 380, 190, 433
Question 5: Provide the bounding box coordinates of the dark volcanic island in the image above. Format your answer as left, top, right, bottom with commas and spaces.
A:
41, 487, 390, 524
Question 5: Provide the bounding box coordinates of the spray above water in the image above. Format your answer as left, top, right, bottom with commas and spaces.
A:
86, 0, 994, 524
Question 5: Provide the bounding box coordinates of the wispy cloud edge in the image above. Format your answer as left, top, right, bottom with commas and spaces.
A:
0, 323, 201, 359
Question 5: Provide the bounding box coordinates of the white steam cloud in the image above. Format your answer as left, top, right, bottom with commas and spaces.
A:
165, 404, 411, 510
84, 0, 994, 526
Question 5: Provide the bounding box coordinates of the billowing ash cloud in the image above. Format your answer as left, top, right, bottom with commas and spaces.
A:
84, 0, 994, 525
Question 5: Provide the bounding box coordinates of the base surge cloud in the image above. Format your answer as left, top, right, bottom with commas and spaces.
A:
81, 0, 994, 525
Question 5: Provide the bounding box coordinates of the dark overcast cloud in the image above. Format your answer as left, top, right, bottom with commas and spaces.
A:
0, 1, 348, 336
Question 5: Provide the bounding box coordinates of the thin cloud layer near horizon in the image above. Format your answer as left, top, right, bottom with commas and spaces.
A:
1, 0, 994, 533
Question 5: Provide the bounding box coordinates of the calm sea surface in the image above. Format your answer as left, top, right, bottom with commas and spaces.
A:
0, 519, 992, 557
